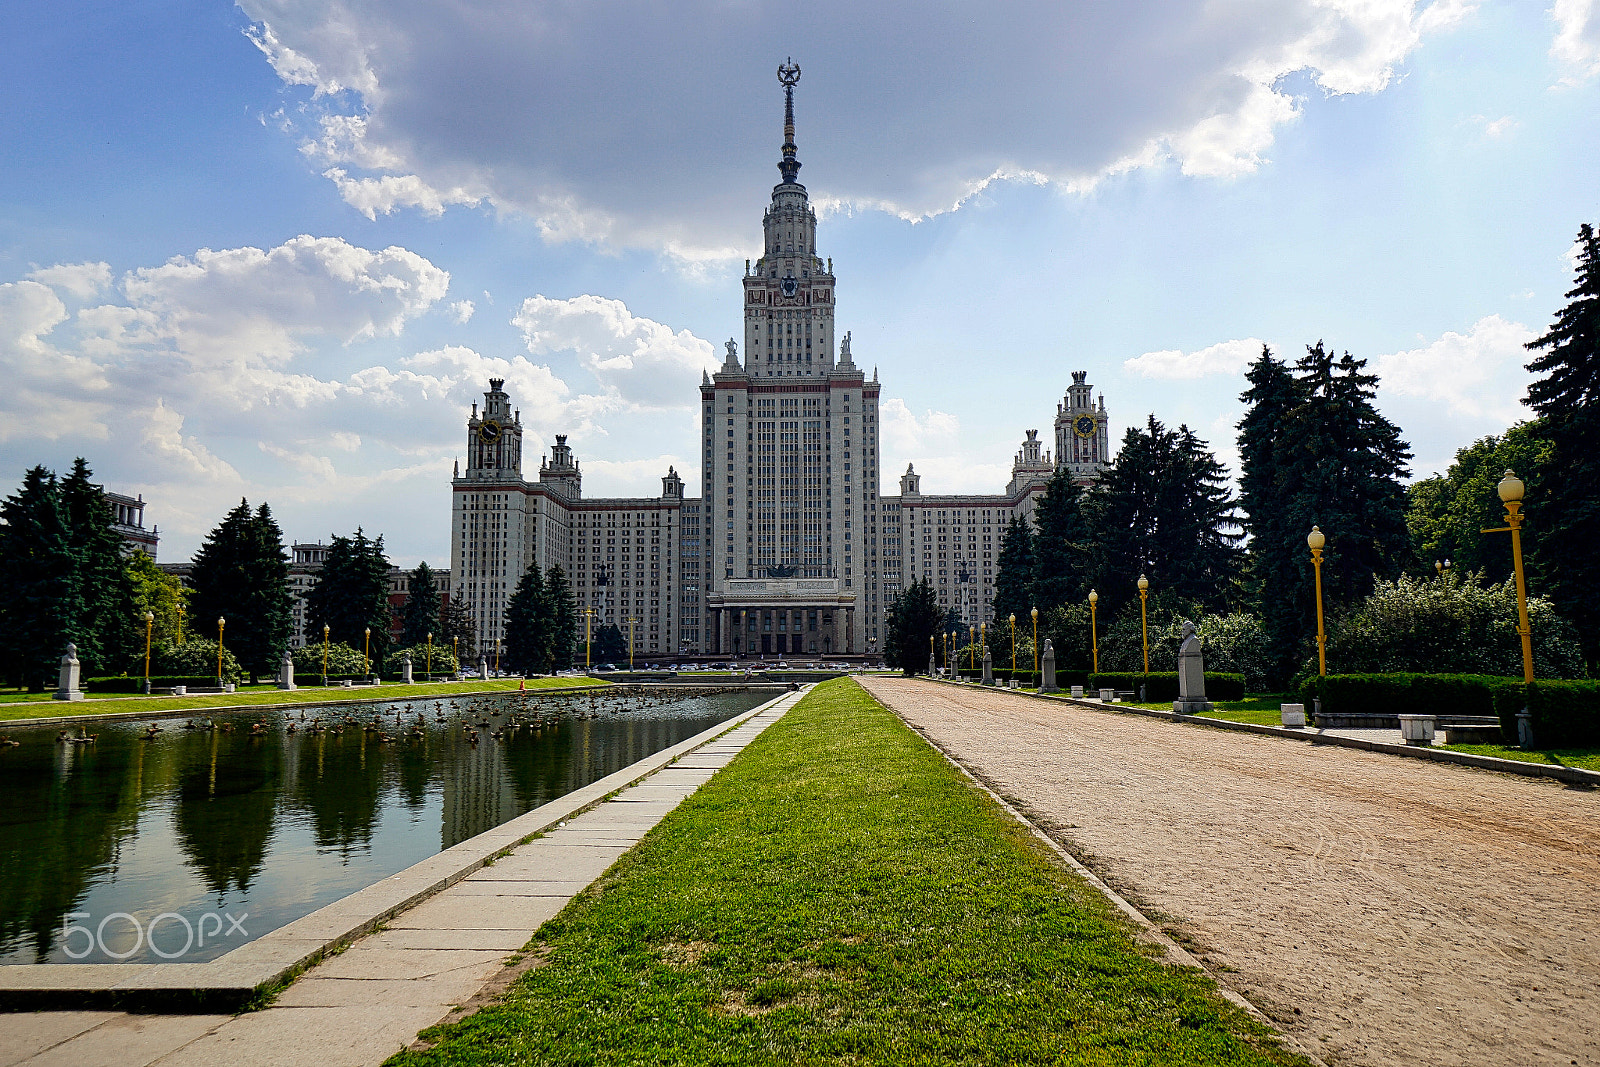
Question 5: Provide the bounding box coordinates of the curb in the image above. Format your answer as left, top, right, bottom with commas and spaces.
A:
0, 688, 803, 1012
925, 678, 1600, 789
870, 682, 1329, 1067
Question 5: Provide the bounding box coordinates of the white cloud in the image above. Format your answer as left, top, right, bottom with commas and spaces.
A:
1124, 338, 1267, 380
513, 295, 717, 411
26, 261, 112, 299
1478, 115, 1518, 137
237, 0, 1467, 256
448, 299, 475, 323
1551, 0, 1600, 82
1374, 314, 1535, 422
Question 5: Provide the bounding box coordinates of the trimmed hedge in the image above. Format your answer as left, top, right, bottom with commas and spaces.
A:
1300, 672, 1599, 747
1089, 672, 1246, 702
85, 676, 229, 693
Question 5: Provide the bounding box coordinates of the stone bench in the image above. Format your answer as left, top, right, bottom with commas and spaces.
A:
1439, 716, 1504, 745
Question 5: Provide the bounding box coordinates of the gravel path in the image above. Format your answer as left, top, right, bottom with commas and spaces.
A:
858, 677, 1600, 1067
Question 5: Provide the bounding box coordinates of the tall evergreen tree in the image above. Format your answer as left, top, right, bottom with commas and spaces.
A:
0, 468, 79, 690
991, 515, 1036, 622
400, 562, 442, 647
59, 460, 140, 676
303, 529, 391, 674
1083, 416, 1243, 614
189, 501, 293, 683
1524, 222, 1600, 666
888, 576, 942, 676
592, 624, 627, 664
503, 566, 551, 674
544, 566, 578, 671
438, 597, 477, 663
1030, 468, 1091, 611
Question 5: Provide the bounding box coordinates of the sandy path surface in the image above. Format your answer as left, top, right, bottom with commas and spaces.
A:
858, 677, 1599, 1067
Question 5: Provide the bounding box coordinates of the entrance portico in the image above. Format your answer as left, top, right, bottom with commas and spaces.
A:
708, 578, 856, 657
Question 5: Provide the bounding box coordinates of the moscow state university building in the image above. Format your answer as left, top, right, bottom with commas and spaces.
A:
451, 68, 1110, 661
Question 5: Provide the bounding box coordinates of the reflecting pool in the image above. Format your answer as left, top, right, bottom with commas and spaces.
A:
0, 687, 768, 965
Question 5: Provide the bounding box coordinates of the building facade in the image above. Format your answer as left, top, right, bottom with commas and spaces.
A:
450, 65, 1110, 660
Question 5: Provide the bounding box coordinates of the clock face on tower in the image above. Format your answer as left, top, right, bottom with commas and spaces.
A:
478, 419, 502, 443
780, 276, 798, 298
1073, 414, 1096, 439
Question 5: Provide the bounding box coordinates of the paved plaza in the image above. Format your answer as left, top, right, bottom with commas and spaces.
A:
858, 676, 1600, 1067
0, 694, 801, 1067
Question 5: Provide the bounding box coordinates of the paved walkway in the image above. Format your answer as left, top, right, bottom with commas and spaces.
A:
0, 693, 800, 1066
859, 676, 1600, 1067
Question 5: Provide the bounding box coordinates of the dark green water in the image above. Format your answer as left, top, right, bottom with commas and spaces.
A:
0, 687, 767, 965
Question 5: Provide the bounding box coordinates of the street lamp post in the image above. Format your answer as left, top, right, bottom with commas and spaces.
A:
1483, 470, 1536, 747
1308, 526, 1327, 676
929, 632, 935, 676
322, 623, 330, 683
216, 617, 226, 687
581, 608, 597, 668
451, 636, 458, 676
1088, 590, 1099, 675
177, 603, 185, 645
627, 617, 639, 669
1137, 575, 1150, 675
364, 627, 371, 678
1434, 558, 1453, 580
426, 632, 433, 677
1030, 607, 1039, 681
143, 611, 154, 694
495, 637, 502, 676
1008, 613, 1017, 682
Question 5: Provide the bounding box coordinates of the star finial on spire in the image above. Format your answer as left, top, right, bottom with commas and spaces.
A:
777, 58, 802, 185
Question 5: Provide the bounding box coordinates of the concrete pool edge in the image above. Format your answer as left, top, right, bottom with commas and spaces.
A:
0, 686, 799, 1013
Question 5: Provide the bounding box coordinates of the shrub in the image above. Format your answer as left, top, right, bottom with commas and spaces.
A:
150, 639, 243, 684
1089, 672, 1246, 703
85, 675, 236, 693
292, 641, 368, 677
1300, 672, 1522, 736
385, 643, 459, 676
1320, 573, 1585, 679
1491, 680, 1600, 748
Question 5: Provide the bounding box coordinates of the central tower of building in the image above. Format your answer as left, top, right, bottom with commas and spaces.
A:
701, 59, 882, 656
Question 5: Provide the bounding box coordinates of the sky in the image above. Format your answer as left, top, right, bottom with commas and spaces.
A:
2, 0, 1596, 567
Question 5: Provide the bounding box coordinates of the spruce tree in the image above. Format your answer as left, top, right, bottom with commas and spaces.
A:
189, 500, 292, 683
303, 529, 391, 674
401, 562, 442, 647
503, 566, 551, 674
1030, 468, 1091, 612
59, 459, 139, 676
0, 468, 80, 690
991, 515, 1036, 622
593, 623, 627, 664
545, 566, 578, 671
438, 598, 477, 663
1083, 416, 1242, 615
1524, 222, 1600, 665
890, 576, 942, 676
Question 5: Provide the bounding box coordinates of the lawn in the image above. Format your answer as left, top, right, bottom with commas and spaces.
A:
1111, 694, 1291, 726
392, 678, 1309, 1067
1441, 743, 1600, 772
0, 675, 608, 722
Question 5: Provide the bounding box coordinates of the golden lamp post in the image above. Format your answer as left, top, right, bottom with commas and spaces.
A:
1088, 589, 1099, 674
979, 621, 986, 671
322, 623, 331, 682
1482, 470, 1535, 685
1031, 606, 1039, 679
1434, 558, 1453, 579
142, 611, 154, 693
1008, 613, 1017, 682
581, 608, 597, 668
363, 627, 371, 677
451, 635, 458, 675
929, 633, 936, 675
177, 602, 185, 645
1137, 575, 1150, 675
495, 637, 502, 676
627, 617, 639, 669
216, 617, 226, 686
426, 632, 434, 676
1307, 526, 1327, 676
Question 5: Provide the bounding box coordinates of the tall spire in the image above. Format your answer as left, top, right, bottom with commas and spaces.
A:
777, 58, 802, 185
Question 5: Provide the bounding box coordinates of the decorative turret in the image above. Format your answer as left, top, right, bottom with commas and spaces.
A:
662, 466, 684, 500
537, 434, 582, 499
900, 463, 921, 496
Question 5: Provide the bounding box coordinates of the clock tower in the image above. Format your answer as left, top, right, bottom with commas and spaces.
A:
464, 378, 523, 480
1054, 370, 1109, 483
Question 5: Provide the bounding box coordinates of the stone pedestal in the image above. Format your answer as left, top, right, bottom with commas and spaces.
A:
981, 650, 993, 686
277, 650, 296, 690
401, 652, 414, 685
1280, 703, 1306, 728
478, 654, 489, 682
1071, 685, 1084, 698
1040, 640, 1058, 693
1399, 714, 1436, 746
1172, 620, 1213, 715
928, 654, 936, 678
1098, 688, 1116, 702
53, 644, 83, 701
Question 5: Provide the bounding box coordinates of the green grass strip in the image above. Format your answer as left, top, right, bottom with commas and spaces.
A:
0, 676, 608, 721
392, 678, 1307, 1067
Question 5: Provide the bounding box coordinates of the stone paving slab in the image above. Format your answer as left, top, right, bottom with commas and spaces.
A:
4, 687, 806, 1066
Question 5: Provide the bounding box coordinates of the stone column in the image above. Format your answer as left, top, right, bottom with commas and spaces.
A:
1040, 639, 1057, 693
845, 608, 854, 654
400, 651, 414, 685
278, 649, 297, 690
54, 643, 83, 701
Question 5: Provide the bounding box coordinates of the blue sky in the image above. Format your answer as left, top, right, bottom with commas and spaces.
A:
2, 0, 1596, 566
